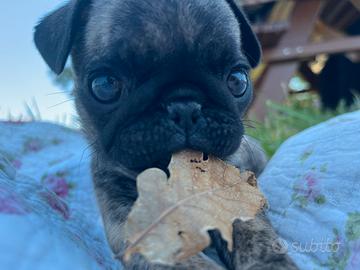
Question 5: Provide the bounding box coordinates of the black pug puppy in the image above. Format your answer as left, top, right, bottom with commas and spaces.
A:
34, 0, 297, 269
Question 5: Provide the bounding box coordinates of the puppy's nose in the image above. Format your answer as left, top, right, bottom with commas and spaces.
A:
167, 102, 202, 130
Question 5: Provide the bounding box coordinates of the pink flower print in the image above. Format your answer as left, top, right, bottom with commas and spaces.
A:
40, 191, 70, 220
292, 172, 326, 207
306, 174, 316, 187
11, 159, 22, 169
43, 174, 70, 198
24, 138, 44, 153
304, 174, 321, 200
0, 188, 28, 215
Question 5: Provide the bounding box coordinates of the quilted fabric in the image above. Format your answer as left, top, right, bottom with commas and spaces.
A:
259, 110, 360, 270
0, 122, 120, 270
1, 111, 359, 269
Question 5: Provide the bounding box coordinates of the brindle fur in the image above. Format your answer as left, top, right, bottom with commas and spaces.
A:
34, 1, 298, 269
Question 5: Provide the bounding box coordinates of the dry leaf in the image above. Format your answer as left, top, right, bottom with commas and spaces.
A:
123, 150, 266, 265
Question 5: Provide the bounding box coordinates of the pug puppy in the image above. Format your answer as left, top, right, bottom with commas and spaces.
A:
34, 0, 297, 269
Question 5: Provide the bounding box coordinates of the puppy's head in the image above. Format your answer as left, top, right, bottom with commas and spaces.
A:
35, 0, 261, 172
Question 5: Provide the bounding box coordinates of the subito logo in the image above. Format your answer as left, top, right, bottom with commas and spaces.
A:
272, 238, 288, 255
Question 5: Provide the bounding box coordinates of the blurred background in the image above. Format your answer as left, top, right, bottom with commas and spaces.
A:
242, 0, 360, 155
1, 0, 360, 155
0, 0, 76, 126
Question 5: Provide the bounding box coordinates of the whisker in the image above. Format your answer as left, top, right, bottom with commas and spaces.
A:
111, 164, 138, 181
243, 123, 256, 129
46, 91, 72, 96
80, 139, 97, 166
48, 98, 75, 109
241, 136, 256, 167
243, 136, 264, 153
243, 119, 261, 127
78, 137, 138, 181
76, 137, 99, 176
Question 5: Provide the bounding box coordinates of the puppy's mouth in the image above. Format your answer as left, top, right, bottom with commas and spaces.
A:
109, 120, 242, 175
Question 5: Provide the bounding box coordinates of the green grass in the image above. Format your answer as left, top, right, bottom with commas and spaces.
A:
246, 93, 360, 157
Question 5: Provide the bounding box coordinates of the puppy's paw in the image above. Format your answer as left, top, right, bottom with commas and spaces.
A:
122, 253, 225, 270
231, 216, 298, 270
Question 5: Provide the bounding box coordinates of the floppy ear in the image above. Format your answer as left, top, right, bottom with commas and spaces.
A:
34, 0, 88, 75
225, 0, 262, 67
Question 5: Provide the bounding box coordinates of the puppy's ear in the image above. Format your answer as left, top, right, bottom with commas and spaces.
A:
34, 0, 88, 74
225, 0, 262, 67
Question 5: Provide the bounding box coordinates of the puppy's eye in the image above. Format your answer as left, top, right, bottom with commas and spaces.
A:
90, 75, 123, 103
227, 71, 249, 97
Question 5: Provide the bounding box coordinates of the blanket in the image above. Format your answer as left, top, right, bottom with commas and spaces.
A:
1, 111, 359, 270
259, 110, 360, 270
0, 122, 120, 270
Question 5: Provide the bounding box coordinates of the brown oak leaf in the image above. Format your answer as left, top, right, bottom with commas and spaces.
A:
123, 150, 266, 265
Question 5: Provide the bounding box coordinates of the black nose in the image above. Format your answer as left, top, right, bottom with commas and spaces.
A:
167, 102, 202, 130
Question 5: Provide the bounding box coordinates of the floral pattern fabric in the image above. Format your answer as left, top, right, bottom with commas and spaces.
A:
0, 122, 120, 270
259, 110, 360, 270
1, 110, 360, 270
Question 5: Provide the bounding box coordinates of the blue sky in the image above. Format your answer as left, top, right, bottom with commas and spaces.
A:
0, 1, 77, 125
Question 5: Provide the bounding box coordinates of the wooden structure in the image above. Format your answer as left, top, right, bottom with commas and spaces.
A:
239, 0, 360, 119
